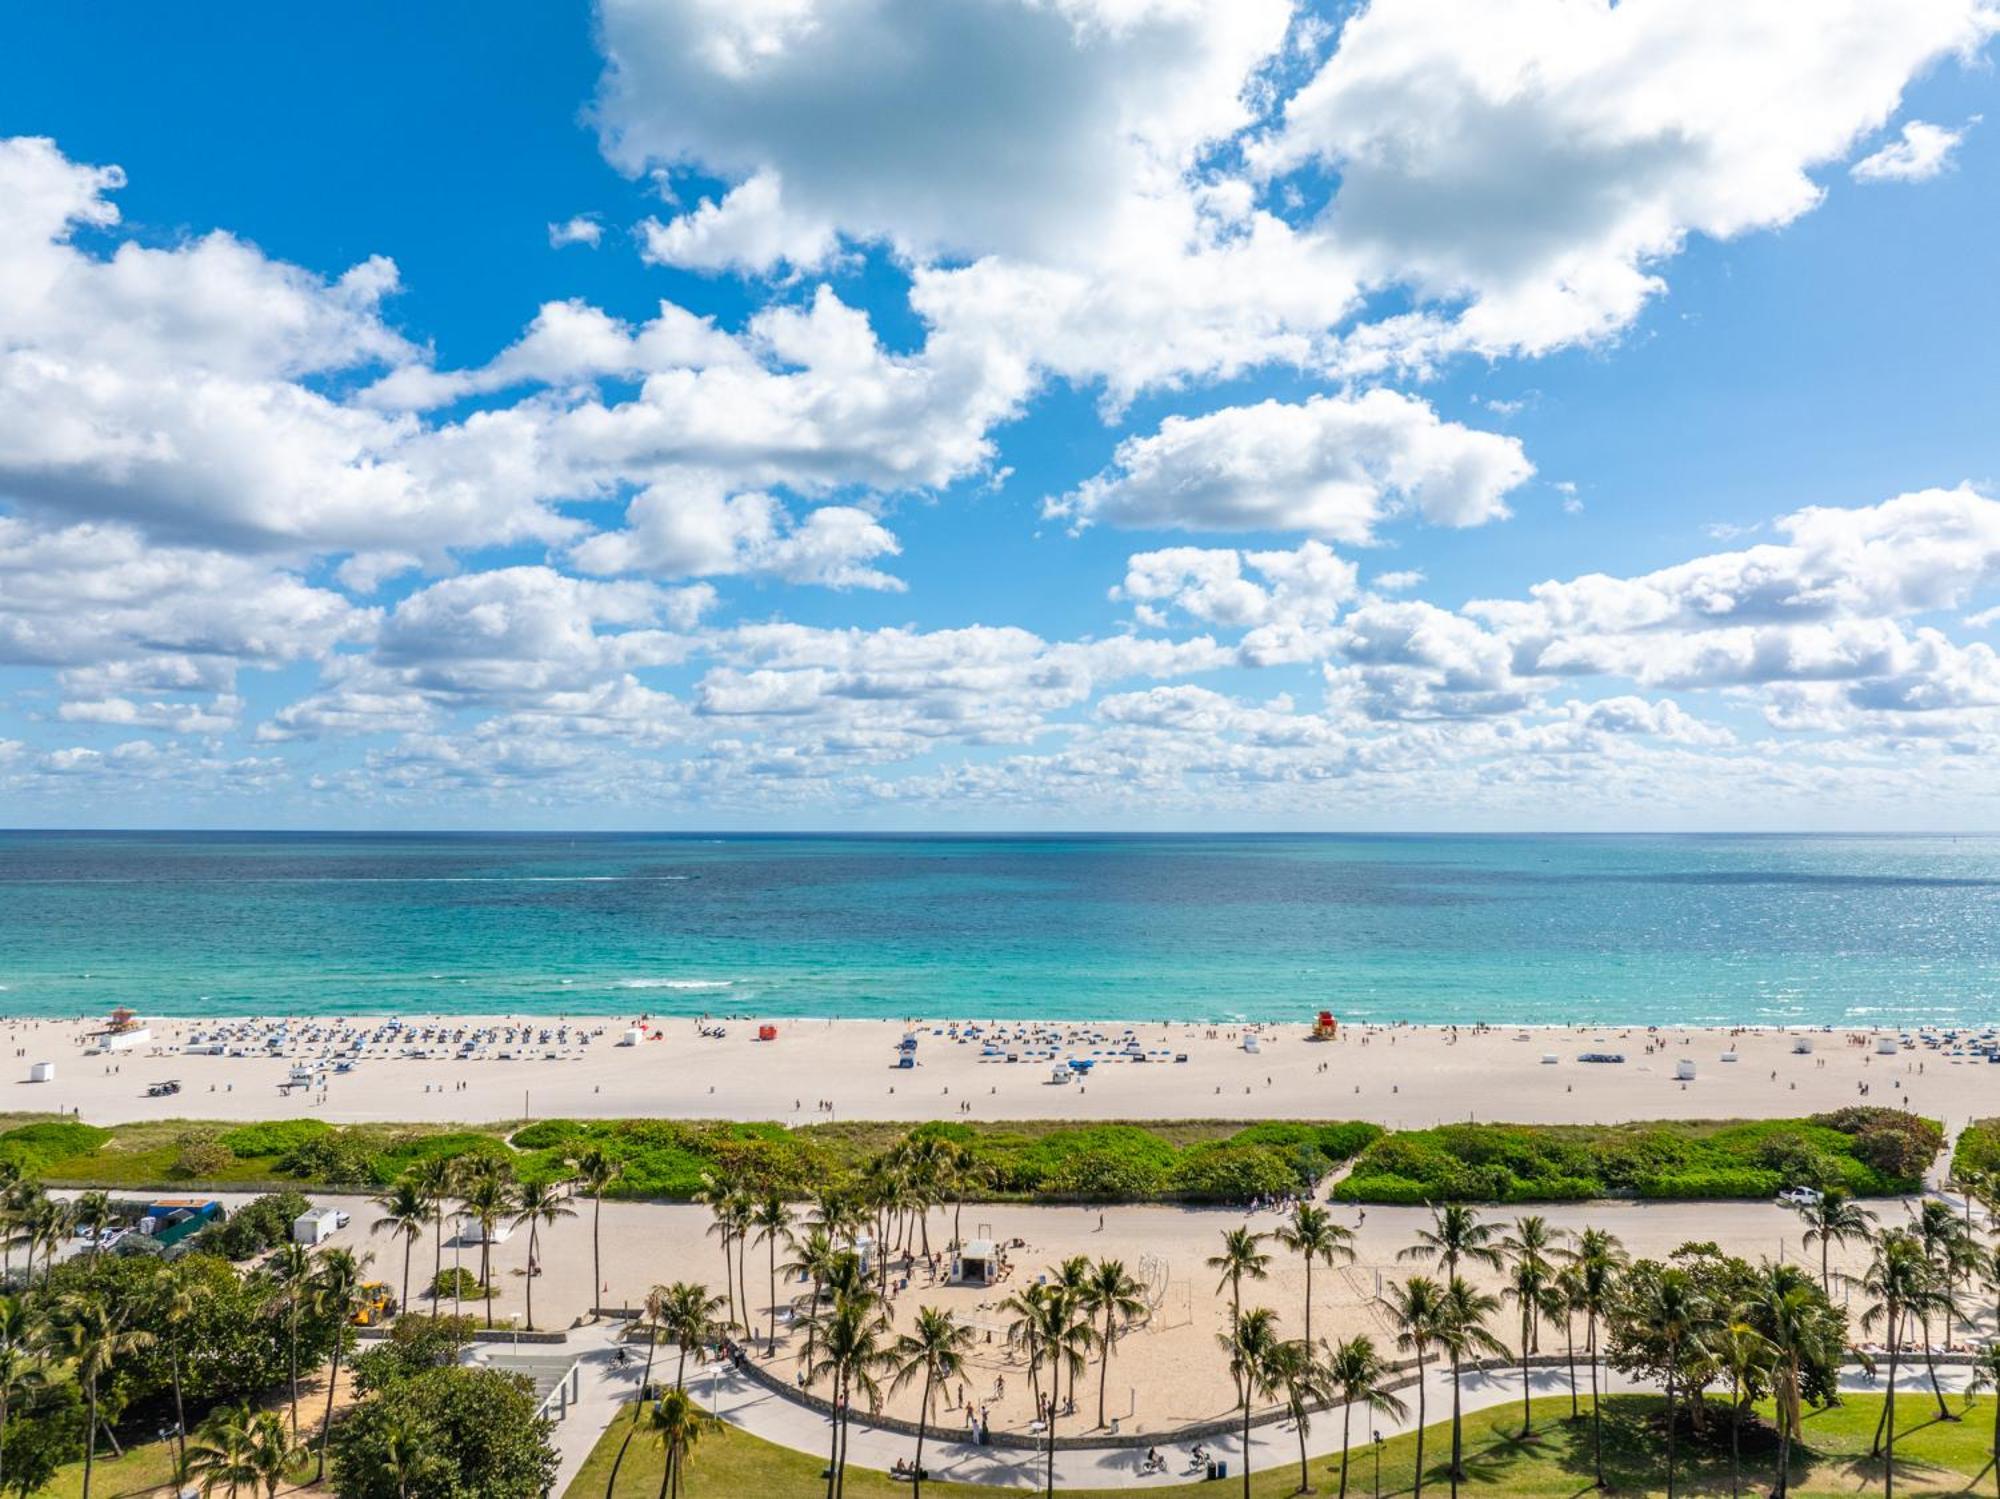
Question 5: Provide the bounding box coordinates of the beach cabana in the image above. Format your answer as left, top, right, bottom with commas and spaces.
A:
953, 1239, 1000, 1286
27, 1061, 54, 1083
1675, 1059, 1696, 1080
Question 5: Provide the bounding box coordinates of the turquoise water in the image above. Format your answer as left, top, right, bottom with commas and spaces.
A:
0, 832, 1996, 1025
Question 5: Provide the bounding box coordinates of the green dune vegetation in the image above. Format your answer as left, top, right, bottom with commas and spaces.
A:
1334, 1110, 1944, 1204
5, 1108, 1950, 1209
5, 1114, 1385, 1206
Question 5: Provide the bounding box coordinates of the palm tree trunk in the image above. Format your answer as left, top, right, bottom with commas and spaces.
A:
1338, 1402, 1352, 1499
1413, 1355, 1427, 1499
1239, 1387, 1252, 1499
914, 1369, 931, 1499
1664, 1363, 1677, 1499
402, 1235, 414, 1316
318, 1338, 344, 1480
737, 1234, 749, 1337
1304, 1258, 1313, 1348
593, 1194, 603, 1316
1564, 1314, 1577, 1421
289, 1313, 302, 1435
1448, 1350, 1463, 1495
768, 1238, 779, 1356
81, 1377, 97, 1499
605, 1422, 640, 1498
482, 1240, 494, 1328
1520, 1310, 1533, 1436
824, 1366, 842, 1499
1920, 1316, 1950, 1419
1885, 1331, 1899, 1499
171, 1343, 188, 1472
1046, 1347, 1059, 1499
1729, 1370, 1741, 1499
433, 1203, 444, 1301
721, 1236, 735, 1331
1775, 1368, 1793, 1499
1588, 1315, 1603, 1490
526, 1222, 539, 1331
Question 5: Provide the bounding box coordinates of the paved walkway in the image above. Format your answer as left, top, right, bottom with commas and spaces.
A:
657, 1356, 1978, 1491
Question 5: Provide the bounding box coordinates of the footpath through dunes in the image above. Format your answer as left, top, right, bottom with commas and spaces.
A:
9, 1013, 2000, 1129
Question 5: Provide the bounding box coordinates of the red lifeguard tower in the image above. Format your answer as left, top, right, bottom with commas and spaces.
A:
1311, 1010, 1338, 1040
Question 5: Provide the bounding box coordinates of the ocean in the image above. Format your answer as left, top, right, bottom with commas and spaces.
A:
0, 831, 1996, 1026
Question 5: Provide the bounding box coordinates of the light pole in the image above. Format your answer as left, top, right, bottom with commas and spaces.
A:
1373, 1429, 1381, 1499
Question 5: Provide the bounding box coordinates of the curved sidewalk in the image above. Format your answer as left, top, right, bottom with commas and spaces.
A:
667, 1357, 1976, 1490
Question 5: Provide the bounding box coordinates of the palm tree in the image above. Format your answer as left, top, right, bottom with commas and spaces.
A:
1626, 1266, 1713, 1499
1208, 1226, 1271, 1401
1385, 1275, 1446, 1498
25, 1194, 70, 1286
1208, 1227, 1273, 1330
783, 1228, 840, 1336
1566, 1226, 1625, 1489
660, 1280, 727, 1390
182, 1403, 300, 1499
887, 1306, 973, 1499
371, 1177, 430, 1316
1739, 1261, 1832, 1499
1713, 1320, 1772, 1499
457, 1158, 515, 1328
1001, 1284, 1052, 1419
263, 1241, 315, 1435
180, 1402, 262, 1498
1912, 1198, 1976, 1414
49, 1290, 155, 1499
1438, 1276, 1506, 1496
370, 1410, 435, 1499
1082, 1258, 1146, 1429
1863, 1228, 1941, 1496
512, 1176, 577, 1333
697, 1171, 746, 1331
0, 1296, 49, 1495
751, 1194, 796, 1356
1401, 1203, 1504, 1278
1274, 1203, 1355, 1349
1966, 1340, 2000, 1499
1218, 1306, 1281, 1499
804, 1292, 890, 1499
1500, 1216, 1561, 1437
1796, 1188, 1876, 1297
1265, 1337, 1331, 1496
1327, 1334, 1406, 1499
605, 1283, 706, 1499
145, 1260, 200, 1473
649, 1387, 721, 1499
408, 1155, 455, 1308
571, 1146, 623, 1317
1048, 1256, 1097, 1415
1009, 1281, 1091, 1498
311, 1246, 372, 1481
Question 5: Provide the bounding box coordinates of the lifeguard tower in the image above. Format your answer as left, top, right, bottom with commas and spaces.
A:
89, 1006, 153, 1054
1311, 1010, 1338, 1040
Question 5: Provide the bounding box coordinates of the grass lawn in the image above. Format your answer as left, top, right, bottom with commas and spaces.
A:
34, 1436, 182, 1499
569, 1392, 2000, 1498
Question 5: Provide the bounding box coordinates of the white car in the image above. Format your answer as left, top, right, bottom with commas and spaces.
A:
333, 1211, 351, 1229
1777, 1186, 1824, 1208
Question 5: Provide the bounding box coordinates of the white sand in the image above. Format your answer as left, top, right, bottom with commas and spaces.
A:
132, 1189, 1948, 1436
6, 1014, 1987, 1132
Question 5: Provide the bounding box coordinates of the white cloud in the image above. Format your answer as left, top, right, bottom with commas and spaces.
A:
1254, 0, 1998, 355
1050, 390, 1532, 540
548, 215, 605, 248
571, 478, 904, 590
1852, 118, 1976, 182
639, 171, 838, 274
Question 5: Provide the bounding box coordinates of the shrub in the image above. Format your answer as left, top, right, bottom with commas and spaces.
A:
329, 1364, 559, 1499
352, 1314, 478, 1395
172, 1130, 233, 1179
0, 1119, 112, 1170
1169, 1143, 1300, 1202
219, 1119, 333, 1157
427, 1266, 484, 1303
200, 1190, 311, 1260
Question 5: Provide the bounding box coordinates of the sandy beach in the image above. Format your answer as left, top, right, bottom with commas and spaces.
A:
57, 1186, 1957, 1437
7, 1013, 1992, 1132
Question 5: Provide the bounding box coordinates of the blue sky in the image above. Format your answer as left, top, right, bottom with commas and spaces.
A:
2, 0, 1999, 829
